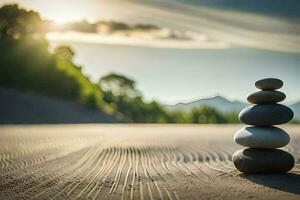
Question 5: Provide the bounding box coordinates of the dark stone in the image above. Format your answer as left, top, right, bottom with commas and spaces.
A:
255, 78, 283, 90
233, 148, 295, 174
239, 104, 294, 125
247, 90, 286, 104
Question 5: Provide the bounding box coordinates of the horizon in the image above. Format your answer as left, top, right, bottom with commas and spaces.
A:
165, 94, 300, 107
1, 0, 300, 105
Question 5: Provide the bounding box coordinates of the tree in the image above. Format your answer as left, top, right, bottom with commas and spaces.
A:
0, 4, 47, 40
54, 45, 75, 60
190, 106, 227, 124
99, 73, 141, 99
0, 4, 108, 112
98, 73, 173, 123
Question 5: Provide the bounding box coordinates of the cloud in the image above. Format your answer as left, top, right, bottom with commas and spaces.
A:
110, 0, 300, 53
46, 31, 230, 49
45, 10, 233, 49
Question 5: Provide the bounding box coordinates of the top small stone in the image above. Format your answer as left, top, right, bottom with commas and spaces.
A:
255, 78, 283, 90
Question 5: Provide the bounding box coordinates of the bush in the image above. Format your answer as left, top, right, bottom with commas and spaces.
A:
0, 4, 109, 111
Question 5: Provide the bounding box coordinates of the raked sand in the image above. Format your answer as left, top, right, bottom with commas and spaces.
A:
0, 125, 299, 200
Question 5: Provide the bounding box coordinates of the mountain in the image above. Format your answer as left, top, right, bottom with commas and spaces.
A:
165, 95, 248, 113
166, 95, 300, 120
291, 101, 300, 120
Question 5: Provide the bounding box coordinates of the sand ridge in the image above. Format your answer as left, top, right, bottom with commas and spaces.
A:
0, 125, 299, 199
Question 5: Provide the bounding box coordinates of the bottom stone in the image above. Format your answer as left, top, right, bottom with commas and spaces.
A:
233, 148, 294, 174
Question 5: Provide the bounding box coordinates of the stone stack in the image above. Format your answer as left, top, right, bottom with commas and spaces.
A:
233, 78, 295, 173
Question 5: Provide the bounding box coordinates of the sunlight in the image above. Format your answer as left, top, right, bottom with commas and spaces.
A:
46, 12, 84, 24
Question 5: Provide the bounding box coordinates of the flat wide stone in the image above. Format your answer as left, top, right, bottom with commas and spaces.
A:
234, 126, 290, 148
255, 78, 283, 90
233, 148, 295, 174
247, 90, 286, 104
239, 104, 294, 125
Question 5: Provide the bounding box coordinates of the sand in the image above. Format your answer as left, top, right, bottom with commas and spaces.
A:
0, 124, 299, 200
0, 87, 118, 124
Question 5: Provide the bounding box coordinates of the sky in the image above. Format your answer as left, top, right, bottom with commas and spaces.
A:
2, 0, 299, 53
53, 41, 300, 105
1, 0, 300, 104
0, 0, 132, 22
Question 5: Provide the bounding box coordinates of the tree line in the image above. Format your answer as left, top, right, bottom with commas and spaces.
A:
0, 4, 240, 123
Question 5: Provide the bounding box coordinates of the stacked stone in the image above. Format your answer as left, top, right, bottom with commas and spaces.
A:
233, 78, 295, 173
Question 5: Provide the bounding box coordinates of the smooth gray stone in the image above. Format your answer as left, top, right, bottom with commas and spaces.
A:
234, 126, 290, 148
247, 90, 286, 104
233, 148, 295, 174
239, 104, 294, 125
255, 78, 283, 90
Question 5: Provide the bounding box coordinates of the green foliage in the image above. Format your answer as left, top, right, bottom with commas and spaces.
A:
189, 106, 239, 124
290, 120, 300, 124
99, 73, 170, 123
100, 73, 141, 98
98, 73, 240, 123
54, 45, 75, 60
0, 4, 109, 112
191, 106, 224, 123
0, 4, 47, 39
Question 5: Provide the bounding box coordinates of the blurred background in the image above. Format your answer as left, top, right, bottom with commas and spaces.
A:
0, 0, 299, 124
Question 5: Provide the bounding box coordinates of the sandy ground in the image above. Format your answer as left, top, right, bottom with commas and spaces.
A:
0, 87, 118, 124
0, 125, 299, 200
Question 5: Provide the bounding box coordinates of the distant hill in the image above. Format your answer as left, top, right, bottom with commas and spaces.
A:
0, 87, 119, 124
166, 95, 300, 120
165, 96, 248, 113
